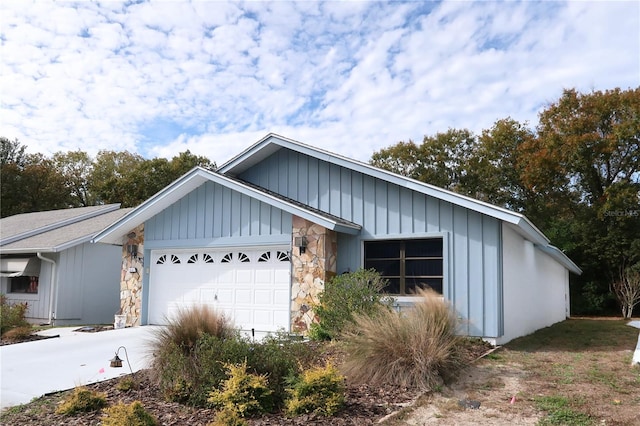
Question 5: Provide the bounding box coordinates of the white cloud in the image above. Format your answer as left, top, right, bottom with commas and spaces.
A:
0, 0, 637, 165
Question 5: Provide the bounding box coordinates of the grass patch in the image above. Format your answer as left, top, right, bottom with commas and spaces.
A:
507, 319, 638, 352
534, 395, 594, 426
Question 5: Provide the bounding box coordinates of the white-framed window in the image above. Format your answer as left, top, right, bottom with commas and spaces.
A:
364, 238, 443, 295
10, 276, 39, 294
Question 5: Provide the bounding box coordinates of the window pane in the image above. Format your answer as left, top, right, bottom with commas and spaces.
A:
405, 239, 442, 257
406, 259, 443, 276
364, 259, 400, 277
365, 241, 401, 259
381, 278, 400, 294
406, 278, 443, 294
10, 276, 38, 294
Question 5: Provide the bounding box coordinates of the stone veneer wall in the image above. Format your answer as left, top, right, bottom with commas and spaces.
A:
119, 224, 144, 326
290, 216, 337, 333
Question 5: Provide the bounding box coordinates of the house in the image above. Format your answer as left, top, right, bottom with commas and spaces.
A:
93, 134, 581, 344
0, 204, 131, 326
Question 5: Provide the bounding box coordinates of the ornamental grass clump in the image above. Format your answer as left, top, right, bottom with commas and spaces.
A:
340, 288, 464, 390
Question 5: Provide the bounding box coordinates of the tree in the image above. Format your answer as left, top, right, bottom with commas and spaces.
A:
611, 265, 640, 319
53, 150, 95, 207
88, 150, 145, 207
371, 129, 476, 191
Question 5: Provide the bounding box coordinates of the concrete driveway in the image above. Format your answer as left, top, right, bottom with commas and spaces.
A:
0, 326, 159, 410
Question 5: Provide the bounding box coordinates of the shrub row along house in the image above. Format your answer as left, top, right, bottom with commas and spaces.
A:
1, 134, 581, 344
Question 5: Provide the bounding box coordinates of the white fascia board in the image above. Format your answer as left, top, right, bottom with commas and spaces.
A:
536, 244, 583, 275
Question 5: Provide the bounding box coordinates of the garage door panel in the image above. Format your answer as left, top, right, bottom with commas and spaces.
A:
150, 247, 291, 331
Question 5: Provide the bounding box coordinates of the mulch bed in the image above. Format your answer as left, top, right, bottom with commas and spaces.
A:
0, 335, 493, 425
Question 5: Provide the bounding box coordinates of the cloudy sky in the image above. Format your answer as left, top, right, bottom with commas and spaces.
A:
2, 1, 638, 165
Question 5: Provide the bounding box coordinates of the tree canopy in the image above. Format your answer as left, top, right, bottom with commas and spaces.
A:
0, 138, 216, 216
371, 87, 640, 315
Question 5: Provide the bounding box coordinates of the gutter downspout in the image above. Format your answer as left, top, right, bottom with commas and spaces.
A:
37, 253, 57, 325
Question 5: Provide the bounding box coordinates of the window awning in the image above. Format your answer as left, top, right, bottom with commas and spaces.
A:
0, 257, 41, 277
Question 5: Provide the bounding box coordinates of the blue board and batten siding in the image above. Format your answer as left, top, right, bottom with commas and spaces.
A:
144, 181, 293, 249
238, 149, 504, 338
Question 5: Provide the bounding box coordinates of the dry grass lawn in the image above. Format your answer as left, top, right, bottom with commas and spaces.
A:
384, 318, 640, 426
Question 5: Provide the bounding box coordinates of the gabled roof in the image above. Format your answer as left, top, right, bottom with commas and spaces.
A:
0, 204, 132, 254
220, 133, 582, 275
93, 168, 362, 245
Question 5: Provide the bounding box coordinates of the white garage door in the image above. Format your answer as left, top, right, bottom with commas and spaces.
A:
148, 247, 291, 332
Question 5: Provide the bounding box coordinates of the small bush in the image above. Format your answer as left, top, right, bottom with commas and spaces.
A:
55, 387, 107, 415
2, 326, 33, 342
102, 401, 157, 426
0, 295, 29, 335
209, 407, 248, 426
116, 376, 138, 392
208, 361, 272, 417
285, 363, 345, 417
340, 288, 464, 390
311, 269, 394, 340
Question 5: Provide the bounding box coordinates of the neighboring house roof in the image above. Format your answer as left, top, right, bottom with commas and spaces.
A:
220, 133, 582, 275
0, 204, 132, 254
93, 168, 362, 245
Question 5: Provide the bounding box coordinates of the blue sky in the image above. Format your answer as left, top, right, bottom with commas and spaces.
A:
1, 1, 638, 165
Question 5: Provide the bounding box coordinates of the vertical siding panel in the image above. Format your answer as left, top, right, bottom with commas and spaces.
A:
222, 187, 232, 237
375, 181, 387, 235
308, 157, 319, 209
170, 203, 180, 240
281, 211, 292, 235
318, 162, 330, 212
468, 211, 484, 336
240, 194, 251, 236
179, 198, 189, 238
260, 204, 271, 235
341, 168, 352, 221
452, 206, 469, 330
205, 182, 215, 238
230, 191, 241, 237
195, 185, 206, 239
329, 163, 341, 216
426, 196, 440, 232
412, 192, 426, 233
298, 155, 309, 205
277, 150, 288, 196
250, 198, 260, 235
400, 188, 413, 233
362, 175, 376, 235
352, 172, 364, 225
271, 207, 282, 234
270, 153, 281, 191
482, 217, 501, 337
213, 184, 223, 237
288, 152, 298, 199
187, 192, 197, 239
387, 184, 400, 234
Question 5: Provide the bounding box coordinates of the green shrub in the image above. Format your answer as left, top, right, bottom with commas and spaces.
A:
311, 269, 394, 340
116, 376, 138, 392
102, 401, 157, 426
208, 407, 248, 426
0, 295, 29, 335
208, 361, 272, 417
285, 363, 345, 417
340, 288, 464, 390
55, 387, 107, 415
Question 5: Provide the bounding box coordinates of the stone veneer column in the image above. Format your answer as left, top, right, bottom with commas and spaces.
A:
119, 224, 144, 326
290, 216, 337, 333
